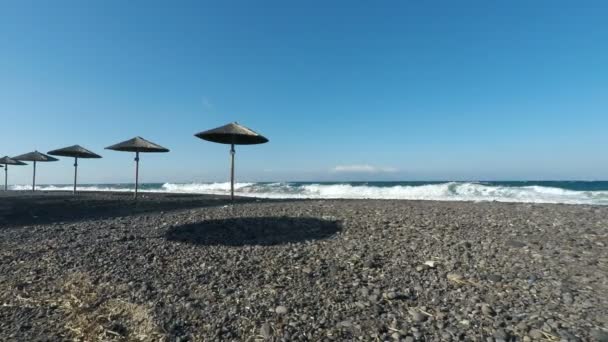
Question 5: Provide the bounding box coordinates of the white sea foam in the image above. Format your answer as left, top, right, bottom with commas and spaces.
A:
162, 182, 254, 193
9, 182, 608, 205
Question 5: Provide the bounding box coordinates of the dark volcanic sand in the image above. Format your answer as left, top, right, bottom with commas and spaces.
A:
1, 192, 607, 341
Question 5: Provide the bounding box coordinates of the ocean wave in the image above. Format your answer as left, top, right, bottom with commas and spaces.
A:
162, 182, 254, 193
8, 182, 608, 205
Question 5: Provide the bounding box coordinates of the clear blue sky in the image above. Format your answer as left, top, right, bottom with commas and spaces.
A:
1, 0, 607, 184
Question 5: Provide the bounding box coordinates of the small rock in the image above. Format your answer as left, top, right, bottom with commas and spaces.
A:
337, 320, 352, 328
562, 292, 574, 305
516, 321, 528, 332
423, 260, 437, 268
386, 291, 397, 300
275, 306, 288, 315
494, 328, 508, 340
529, 329, 544, 339
481, 304, 495, 316
260, 323, 271, 339
487, 274, 503, 282
411, 311, 426, 322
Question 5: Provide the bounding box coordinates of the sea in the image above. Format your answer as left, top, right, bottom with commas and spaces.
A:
9, 181, 608, 205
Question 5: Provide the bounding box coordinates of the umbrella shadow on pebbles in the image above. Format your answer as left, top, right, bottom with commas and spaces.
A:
0, 193, 257, 228
166, 216, 342, 246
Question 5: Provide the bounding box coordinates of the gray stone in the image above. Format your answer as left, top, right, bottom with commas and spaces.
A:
487, 274, 503, 282
260, 323, 272, 339
562, 292, 574, 305
481, 304, 495, 316
411, 311, 426, 322
529, 329, 544, 339
516, 321, 529, 332
275, 306, 289, 315
337, 320, 352, 328
494, 328, 508, 340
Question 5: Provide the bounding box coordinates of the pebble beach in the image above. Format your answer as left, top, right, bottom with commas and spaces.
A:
1, 192, 607, 341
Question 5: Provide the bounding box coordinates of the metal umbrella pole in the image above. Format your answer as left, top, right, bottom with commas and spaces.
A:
32, 161, 37, 192
134, 151, 140, 199
4, 164, 7, 191
73, 157, 78, 194
230, 144, 235, 202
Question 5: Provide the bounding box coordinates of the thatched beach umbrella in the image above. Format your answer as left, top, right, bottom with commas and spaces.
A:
13, 151, 58, 191
105, 137, 169, 199
195, 122, 269, 201
0, 156, 27, 191
48, 145, 102, 194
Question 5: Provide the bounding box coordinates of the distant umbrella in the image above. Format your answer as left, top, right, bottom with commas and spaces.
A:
13, 151, 58, 191
0, 156, 27, 191
195, 122, 269, 201
105, 137, 169, 199
48, 145, 102, 194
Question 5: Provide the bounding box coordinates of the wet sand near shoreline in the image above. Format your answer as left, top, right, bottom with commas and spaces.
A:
1, 191, 607, 341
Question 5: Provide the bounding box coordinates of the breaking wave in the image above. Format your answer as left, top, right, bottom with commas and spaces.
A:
9, 181, 608, 205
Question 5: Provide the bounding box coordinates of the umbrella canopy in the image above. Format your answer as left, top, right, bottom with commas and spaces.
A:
105, 137, 169, 199
106, 136, 169, 153
195, 122, 268, 201
0, 156, 27, 191
48, 145, 102, 159
0, 156, 27, 166
48, 145, 102, 194
13, 151, 58, 191
13, 151, 59, 162
195, 122, 269, 145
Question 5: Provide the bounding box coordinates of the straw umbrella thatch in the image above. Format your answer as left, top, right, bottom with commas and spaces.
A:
13, 151, 59, 191
195, 122, 268, 201
0, 156, 27, 191
48, 145, 102, 194
105, 137, 169, 199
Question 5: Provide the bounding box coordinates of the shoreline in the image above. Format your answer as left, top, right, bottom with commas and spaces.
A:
1, 189, 606, 208
1, 192, 607, 340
